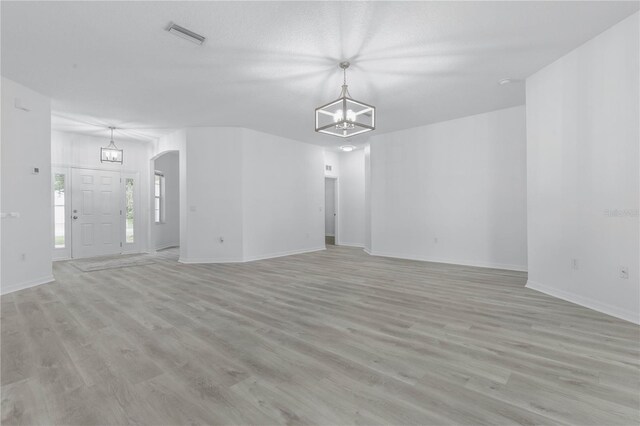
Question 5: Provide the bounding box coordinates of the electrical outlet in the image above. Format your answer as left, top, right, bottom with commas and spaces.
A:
571, 258, 579, 270
434, 237, 438, 244
219, 237, 224, 243
619, 266, 629, 279
20, 253, 26, 261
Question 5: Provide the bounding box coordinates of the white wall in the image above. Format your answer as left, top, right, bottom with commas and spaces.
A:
1, 77, 53, 294
324, 150, 339, 178
182, 127, 244, 263
153, 152, 179, 250
338, 149, 366, 247
242, 129, 325, 260
368, 106, 528, 270
526, 13, 639, 324
170, 127, 324, 263
51, 131, 151, 254
52, 131, 151, 172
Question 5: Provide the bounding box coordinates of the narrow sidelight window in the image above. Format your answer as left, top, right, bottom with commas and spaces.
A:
125, 178, 134, 243
154, 172, 165, 223
54, 173, 66, 248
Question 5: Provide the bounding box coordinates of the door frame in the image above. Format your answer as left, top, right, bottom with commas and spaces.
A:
324, 176, 340, 246
149, 150, 180, 254
52, 166, 141, 259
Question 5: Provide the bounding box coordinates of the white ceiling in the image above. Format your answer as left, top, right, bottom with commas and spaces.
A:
2, 1, 638, 146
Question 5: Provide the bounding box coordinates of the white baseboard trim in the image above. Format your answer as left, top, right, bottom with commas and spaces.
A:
1, 275, 55, 295
121, 250, 145, 255
155, 243, 179, 251
526, 280, 640, 325
365, 250, 527, 272
243, 246, 326, 262
337, 242, 365, 248
179, 247, 326, 264
179, 256, 244, 264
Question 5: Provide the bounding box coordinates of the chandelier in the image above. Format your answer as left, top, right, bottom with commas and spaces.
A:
315, 62, 375, 138
100, 127, 123, 164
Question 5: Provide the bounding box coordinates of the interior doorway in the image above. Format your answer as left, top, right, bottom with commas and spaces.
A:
325, 177, 337, 245
151, 151, 180, 252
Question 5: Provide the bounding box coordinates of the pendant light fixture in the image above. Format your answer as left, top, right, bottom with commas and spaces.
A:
100, 127, 123, 164
315, 62, 375, 138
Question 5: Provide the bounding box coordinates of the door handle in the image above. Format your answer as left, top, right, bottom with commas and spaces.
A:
73, 216, 78, 220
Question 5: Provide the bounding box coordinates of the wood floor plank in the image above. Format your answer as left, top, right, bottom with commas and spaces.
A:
1, 379, 50, 425
1, 299, 33, 387
1, 245, 638, 425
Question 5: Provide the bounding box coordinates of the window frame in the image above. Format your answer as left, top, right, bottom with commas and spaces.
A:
120, 171, 140, 254
154, 171, 165, 224
53, 173, 66, 248
52, 167, 71, 260
124, 177, 135, 244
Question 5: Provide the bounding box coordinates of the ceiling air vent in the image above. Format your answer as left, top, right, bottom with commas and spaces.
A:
167, 23, 206, 45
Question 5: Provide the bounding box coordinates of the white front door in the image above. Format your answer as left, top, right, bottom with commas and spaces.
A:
71, 168, 122, 258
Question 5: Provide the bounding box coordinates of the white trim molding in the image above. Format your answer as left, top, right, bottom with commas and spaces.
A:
337, 242, 365, 248
366, 250, 528, 272
243, 247, 325, 262
1, 275, 55, 295
526, 280, 640, 325
179, 256, 244, 264
179, 247, 326, 264
154, 243, 179, 252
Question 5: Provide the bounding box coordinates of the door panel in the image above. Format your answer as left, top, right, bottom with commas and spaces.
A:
81, 223, 93, 246
72, 168, 121, 258
82, 190, 93, 214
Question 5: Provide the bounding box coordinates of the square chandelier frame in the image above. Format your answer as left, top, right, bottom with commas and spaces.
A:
100, 146, 124, 164
315, 95, 376, 138
100, 127, 124, 164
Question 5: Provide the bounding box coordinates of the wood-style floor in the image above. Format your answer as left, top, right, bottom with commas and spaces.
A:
2, 246, 639, 425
